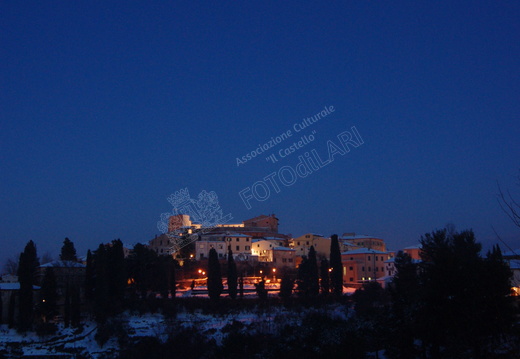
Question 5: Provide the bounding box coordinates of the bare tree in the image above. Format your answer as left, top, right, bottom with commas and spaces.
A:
40, 252, 54, 265
497, 171, 520, 228
3, 257, 18, 275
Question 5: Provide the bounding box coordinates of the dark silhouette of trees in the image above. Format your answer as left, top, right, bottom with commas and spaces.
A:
40, 267, 58, 322
17, 240, 39, 331
254, 279, 267, 300
71, 286, 81, 327
386, 251, 420, 359
60, 237, 77, 262
297, 246, 319, 298
93, 244, 110, 323
296, 255, 309, 296
3, 257, 18, 275
307, 246, 319, 297
403, 228, 516, 358
126, 243, 158, 298
168, 257, 176, 299
152, 255, 175, 299
85, 250, 95, 304
353, 281, 388, 317
40, 252, 53, 265
227, 246, 238, 299
330, 234, 343, 297
352, 281, 389, 356
497, 170, 520, 228
90, 240, 129, 321
64, 283, 71, 327
107, 239, 126, 309
319, 258, 330, 295
207, 248, 223, 301
279, 274, 294, 305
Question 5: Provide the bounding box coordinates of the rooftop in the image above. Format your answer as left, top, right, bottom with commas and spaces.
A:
340, 234, 382, 240
225, 233, 252, 238
273, 247, 295, 251
341, 248, 387, 255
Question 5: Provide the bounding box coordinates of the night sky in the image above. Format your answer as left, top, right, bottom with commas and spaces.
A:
1, 1, 519, 265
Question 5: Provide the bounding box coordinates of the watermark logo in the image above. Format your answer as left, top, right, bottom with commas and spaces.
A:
238, 126, 364, 209
158, 188, 233, 251
235, 105, 335, 167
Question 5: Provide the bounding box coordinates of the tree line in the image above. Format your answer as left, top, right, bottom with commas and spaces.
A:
1, 227, 517, 357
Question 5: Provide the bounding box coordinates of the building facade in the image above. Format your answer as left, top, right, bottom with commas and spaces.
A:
340, 234, 386, 252
341, 248, 390, 282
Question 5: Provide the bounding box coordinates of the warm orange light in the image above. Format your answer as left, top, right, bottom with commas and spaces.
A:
272, 268, 276, 273
328, 268, 332, 272
202, 271, 206, 276
198, 269, 202, 274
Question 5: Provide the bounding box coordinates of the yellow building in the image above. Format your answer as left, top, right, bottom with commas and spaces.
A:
251, 240, 296, 269
290, 233, 327, 257
340, 233, 386, 252
251, 239, 277, 262
272, 247, 296, 269
225, 233, 253, 254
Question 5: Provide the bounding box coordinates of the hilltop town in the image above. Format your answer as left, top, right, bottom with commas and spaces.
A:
1, 213, 519, 358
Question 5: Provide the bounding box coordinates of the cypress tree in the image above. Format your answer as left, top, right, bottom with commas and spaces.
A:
255, 279, 267, 300
320, 258, 330, 295
93, 244, 110, 323
17, 240, 39, 331
239, 275, 244, 298
207, 248, 223, 301
279, 274, 294, 304
60, 237, 77, 262
307, 246, 319, 297
127, 243, 158, 298
40, 267, 58, 322
296, 256, 309, 296
227, 246, 238, 299
330, 234, 343, 297
107, 239, 126, 310
85, 250, 95, 304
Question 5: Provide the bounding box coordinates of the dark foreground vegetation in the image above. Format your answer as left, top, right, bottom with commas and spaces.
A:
2, 227, 519, 359
119, 228, 520, 359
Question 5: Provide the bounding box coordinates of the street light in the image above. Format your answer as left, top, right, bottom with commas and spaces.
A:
272, 268, 276, 281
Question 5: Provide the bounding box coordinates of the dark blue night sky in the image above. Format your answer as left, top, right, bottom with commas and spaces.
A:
1, 1, 519, 263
